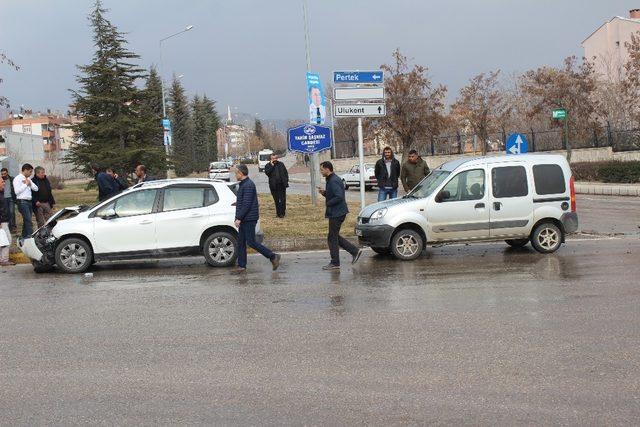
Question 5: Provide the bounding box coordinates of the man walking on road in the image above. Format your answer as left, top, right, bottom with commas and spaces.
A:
1, 168, 17, 233
32, 166, 56, 228
234, 164, 281, 273
374, 146, 401, 201
318, 161, 362, 271
0, 178, 14, 266
264, 153, 289, 218
400, 149, 430, 193
13, 163, 38, 238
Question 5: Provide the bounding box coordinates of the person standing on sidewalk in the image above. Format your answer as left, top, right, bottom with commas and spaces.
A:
318, 161, 363, 271
0, 177, 15, 266
264, 153, 289, 218
234, 164, 281, 272
32, 166, 56, 228
374, 146, 401, 201
12, 163, 38, 239
400, 149, 430, 193
1, 168, 17, 233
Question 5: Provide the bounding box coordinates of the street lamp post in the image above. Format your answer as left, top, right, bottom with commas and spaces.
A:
159, 25, 194, 162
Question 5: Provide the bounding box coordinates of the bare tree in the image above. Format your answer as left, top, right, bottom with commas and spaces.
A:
376, 49, 447, 162
451, 70, 509, 155
0, 52, 20, 108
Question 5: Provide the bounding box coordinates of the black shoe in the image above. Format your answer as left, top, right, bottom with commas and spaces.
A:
322, 263, 340, 271
352, 249, 363, 265
232, 267, 247, 274
271, 254, 281, 271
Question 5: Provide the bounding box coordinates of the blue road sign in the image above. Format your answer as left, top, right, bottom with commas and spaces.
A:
288, 124, 332, 154
333, 70, 384, 84
506, 133, 528, 155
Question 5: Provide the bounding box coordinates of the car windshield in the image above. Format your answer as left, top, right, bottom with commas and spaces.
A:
211, 162, 227, 169
406, 170, 450, 199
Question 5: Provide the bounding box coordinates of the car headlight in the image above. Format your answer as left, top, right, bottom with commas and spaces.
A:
370, 207, 388, 222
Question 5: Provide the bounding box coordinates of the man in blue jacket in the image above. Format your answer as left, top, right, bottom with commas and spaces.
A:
318, 161, 363, 270
234, 164, 281, 272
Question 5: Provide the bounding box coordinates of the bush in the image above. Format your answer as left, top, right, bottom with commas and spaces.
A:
571, 161, 640, 183
48, 175, 65, 190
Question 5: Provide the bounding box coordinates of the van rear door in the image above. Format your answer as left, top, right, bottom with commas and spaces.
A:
489, 163, 533, 238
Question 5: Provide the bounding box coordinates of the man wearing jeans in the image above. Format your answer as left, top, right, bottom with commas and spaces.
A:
1, 168, 17, 232
318, 161, 363, 270
233, 164, 281, 273
32, 166, 56, 228
374, 146, 401, 201
13, 163, 38, 238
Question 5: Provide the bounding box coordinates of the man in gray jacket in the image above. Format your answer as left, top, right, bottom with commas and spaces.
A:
400, 150, 430, 193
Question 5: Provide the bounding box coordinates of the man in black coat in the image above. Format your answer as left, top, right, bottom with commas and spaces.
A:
318, 161, 362, 270
374, 146, 401, 201
234, 164, 281, 272
1, 168, 17, 232
91, 164, 119, 202
32, 166, 56, 228
263, 153, 289, 218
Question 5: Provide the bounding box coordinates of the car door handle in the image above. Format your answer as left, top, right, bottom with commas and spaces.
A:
190, 213, 202, 218
139, 220, 153, 225
493, 202, 502, 211
474, 203, 485, 209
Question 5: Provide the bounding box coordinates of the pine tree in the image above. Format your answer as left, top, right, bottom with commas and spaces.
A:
139, 65, 168, 177
67, 0, 166, 177
169, 75, 193, 176
191, 94, 209, 172
202, 95, 220, 162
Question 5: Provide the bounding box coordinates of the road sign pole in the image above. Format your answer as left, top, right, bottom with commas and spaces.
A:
357, 117, 365, 210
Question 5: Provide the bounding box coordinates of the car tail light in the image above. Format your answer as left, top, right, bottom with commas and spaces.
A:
569, 175, 576, 212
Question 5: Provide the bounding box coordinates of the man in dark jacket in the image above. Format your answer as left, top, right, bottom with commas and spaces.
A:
91, 164, 118, 202
32, 166, 56, 228
106, 167, 129, 193
374, 146, 401, 201
1, 168, 17, 232
400, 149, 430, 193
263, 153, 289, 218
0, 177, 14, 266
134, 165, 155, 184
234, 164, 281, 272
318, 161, 362, 270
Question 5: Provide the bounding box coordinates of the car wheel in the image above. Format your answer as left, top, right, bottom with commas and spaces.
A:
342, 179, 349, 190
371, 247, 390, 255
390, 229, 423, 261
505, 239, 529, 248
203, 232, 237, 267
32, 260, 54, 274
531, 223, 562, 254
54, 238, 93, 274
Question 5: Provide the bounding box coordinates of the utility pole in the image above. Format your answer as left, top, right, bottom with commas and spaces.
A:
302, 0, 319, 206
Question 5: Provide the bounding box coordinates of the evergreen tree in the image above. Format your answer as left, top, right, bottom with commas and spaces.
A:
191, 94, 209, 172
139, 65, 168, 177
169, 75, 193, 176
67, 0, 166, 177
202, 95, 220, 162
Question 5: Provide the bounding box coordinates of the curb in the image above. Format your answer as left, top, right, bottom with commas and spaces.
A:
575, 182, 640, 197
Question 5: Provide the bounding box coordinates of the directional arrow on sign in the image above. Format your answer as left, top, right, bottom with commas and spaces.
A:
508, 135, 523, 154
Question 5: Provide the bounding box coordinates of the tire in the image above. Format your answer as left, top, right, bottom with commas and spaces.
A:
32, 260, 54, 274
54, 237, 93, 274
530, 222, 563, 254
390, 229, 424, 261
371, 247, 391, 255
203, 231, 238, 267
342, 179, 349, 190
505, 239, 529, 248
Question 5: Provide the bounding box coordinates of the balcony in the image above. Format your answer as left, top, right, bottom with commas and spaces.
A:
42, 130, 54, 138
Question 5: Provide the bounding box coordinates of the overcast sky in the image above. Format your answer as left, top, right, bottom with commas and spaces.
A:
1, 0, 639, 121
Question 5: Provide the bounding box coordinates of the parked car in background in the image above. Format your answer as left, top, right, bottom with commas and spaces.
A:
258, 149, 274, 172
19, 179, 263, 273
355, 154, 578, 260
209, 162, 231, 181
340, 164, 377, 191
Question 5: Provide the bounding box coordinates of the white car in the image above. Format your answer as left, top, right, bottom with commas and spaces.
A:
355, 154, 578, 260
19, 179, 262, 273
208, 162, 231, 181
340, 164, 377, 191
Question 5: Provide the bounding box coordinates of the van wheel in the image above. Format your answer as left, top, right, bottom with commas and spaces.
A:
54, 238, 93, 274
505, 239, 529, 248
531, 223, 562, 254
203, 232, 237, 267
342, 179, 349, 190
390, 229, 423, 261
371, 247, 390, 255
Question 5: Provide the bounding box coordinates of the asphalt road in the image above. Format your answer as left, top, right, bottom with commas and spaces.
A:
1, 237, 639, 424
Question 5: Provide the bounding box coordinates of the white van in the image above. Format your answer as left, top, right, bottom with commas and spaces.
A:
258, 149, 273, 172
355, 154, 578, 260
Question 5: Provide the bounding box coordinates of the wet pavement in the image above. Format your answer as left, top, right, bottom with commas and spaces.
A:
1, 237, 639, 424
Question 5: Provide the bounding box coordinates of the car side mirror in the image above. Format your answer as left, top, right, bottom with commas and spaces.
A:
101, 208, 117, 220
435, 190, 450, 203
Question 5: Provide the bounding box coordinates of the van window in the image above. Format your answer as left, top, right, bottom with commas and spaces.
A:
492, 166, 528, 198
440, 169, 485, 202
533, 164, 566, 195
